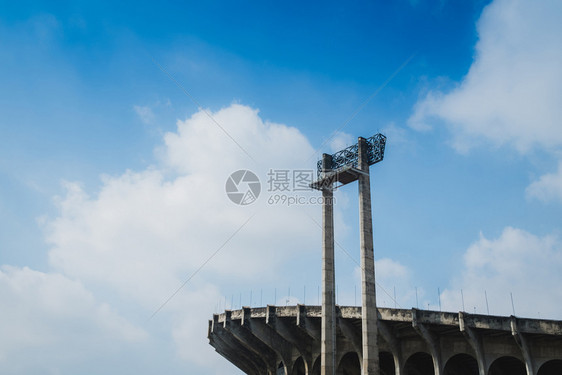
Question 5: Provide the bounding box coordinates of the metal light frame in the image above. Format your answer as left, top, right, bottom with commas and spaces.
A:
316, 133, 386, 178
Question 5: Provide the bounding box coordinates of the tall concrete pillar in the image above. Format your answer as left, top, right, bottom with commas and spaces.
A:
321, 153, 336, 375
358, 137, 379, 375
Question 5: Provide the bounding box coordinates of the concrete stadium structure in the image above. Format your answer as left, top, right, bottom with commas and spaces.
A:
208, 305, 562, 375
208, 135, 562, 374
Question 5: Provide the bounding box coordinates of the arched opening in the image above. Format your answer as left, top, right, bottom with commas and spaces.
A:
538, 359, 562, 375
404, 352, 434, 375
380, 351, 395, 375
337, 352, 361, 375
444, 353, 478, 375
311, 356, 321, 375
277, 361, 287, 375
488, 356, 525, 375
292, 357, 306, 375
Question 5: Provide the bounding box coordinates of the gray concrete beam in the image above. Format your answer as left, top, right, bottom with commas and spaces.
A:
266, 305, 276, 325
265, 306, 299, 350
246, 316, 295, 373
459, 312, 486, 375
217, 306, 562, 336
378, 320, 402, 375
278, 319, 314, 373
224, 310, 278, 372
210, 329, 264, 374
377, 308, 412, 322
297, 313, 321, 342
321, 152, 336, 375
211, 313, 220, 334
358, 136, 379, 375
259, 306, 314, 370
338, 317, 363, 364
511, 316, 535, 375
213, 316, 273, 374
412, 309, 442, 375
517, 318, 562, 335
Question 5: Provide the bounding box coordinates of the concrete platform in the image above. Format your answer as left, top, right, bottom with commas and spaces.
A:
208, 305, 562, 375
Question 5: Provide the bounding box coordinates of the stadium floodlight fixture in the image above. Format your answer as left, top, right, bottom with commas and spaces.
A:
311, 133, 386, 190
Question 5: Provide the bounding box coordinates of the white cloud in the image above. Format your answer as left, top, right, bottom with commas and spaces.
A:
134, 105, 155, 124
376, 257, 410, 281
527, 162, 562, 203
38, 103, 319, 373
408, 0, 562, 153
328, 131, 354, 153
440, 227, 562, 319
47, 104, 317, 303
367, 258, 416, 309
381, 122, 409, 145
0, 266, 146, 373
170, 283, 232, 367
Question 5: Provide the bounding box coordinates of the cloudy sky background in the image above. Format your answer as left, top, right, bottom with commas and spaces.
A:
1, 0, 562, 373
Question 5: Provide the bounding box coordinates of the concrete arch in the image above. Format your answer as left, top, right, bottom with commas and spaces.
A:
443, 353, 478, 375
404, 352, 434, 375
488, 356, 525, 375
380, 351, 396, 375
538, 359, 562, 375
311, 356, 321, 375
336, 351, 361, 375
277, 361, 288, 375
311, 356, 322, 375
292, 356, 307, 375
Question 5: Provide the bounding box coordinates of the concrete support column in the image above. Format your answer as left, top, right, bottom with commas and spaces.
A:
358, 137, 380, 375
321, 153, 336, 375
511, 316, 535, 375
412, 309, 442, 375
459, 312, 486, 375
339, 317, 363, 364
378, 321, 402, 375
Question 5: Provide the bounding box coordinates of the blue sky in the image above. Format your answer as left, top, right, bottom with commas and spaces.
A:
1, 0, 562, 373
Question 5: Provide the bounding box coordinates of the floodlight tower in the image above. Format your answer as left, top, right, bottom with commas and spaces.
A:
311, 134, 386, 375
